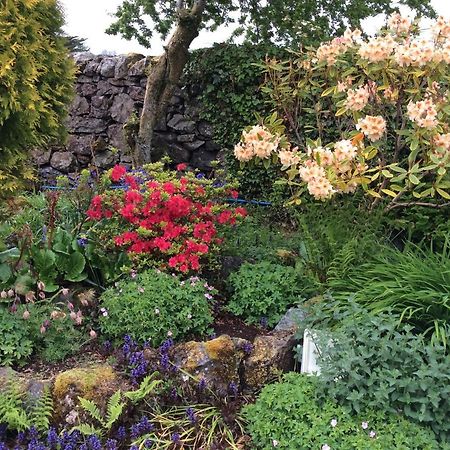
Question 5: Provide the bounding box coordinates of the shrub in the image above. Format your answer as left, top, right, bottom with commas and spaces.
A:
328, 241, 450, 346
0, 0, 75, 197
0, 302, 85, 366
304, 300, 450, 441
244, 372, 440, 450
86, 163, 246, 274
237, 14, 450, 207
227, 261, 316, 326
98, 270, 215, 346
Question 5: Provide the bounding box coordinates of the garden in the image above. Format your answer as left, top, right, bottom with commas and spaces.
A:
1, 1, 450, 449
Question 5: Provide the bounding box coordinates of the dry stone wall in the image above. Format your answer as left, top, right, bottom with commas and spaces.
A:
33, 52, 221, 182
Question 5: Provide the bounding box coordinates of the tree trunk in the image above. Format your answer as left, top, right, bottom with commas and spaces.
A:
134, 1, 206, 166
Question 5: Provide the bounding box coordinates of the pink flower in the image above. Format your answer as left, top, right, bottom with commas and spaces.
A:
22, 310, 30, 320
369, 430, 376, 438
362, 421, 368, 430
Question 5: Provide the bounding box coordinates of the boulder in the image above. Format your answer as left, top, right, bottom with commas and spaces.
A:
83, 57, 103, 76
108, 124, 128, 150
198, 121, 214, 139
52, 365, 123, 424
244, 330, 298, 389
69, 117, 108, 134
50, 152, 77, 173
94, 150, 119, 169
177, 134, 196, 143
128, 86, 145, 102
99, 57, 118, 78
97, 80, 124, 96
274, 306, 307, 333
190, 149, 217, 170
128, 57, 150, 77
79, 83, 98, 97
66, 135, 94, 156
114, 54, 144, 79
70, 95, 90, 116
72, 52, 95, 71
110, 93, 135, 123
30, 148, 52, 166
183, 140, 205, 151
172, 335, 248, 394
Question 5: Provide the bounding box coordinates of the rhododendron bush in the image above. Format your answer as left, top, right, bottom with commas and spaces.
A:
86, 163, 246, 273
237, 14, 450, 207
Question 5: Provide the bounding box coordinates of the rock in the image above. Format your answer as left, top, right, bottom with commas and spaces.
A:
169, 95, 183, 106
173, 335, 248, 393
110, 93, 135, 123
39, 166, 63, 182
91, 95, 112, 111
94, 150, 119, 168
166, 144, 191, 164
83, 57, 103, 76
190, 149, 217, 170
97, 80, 124, 96
72, 52, 95, 71
70, 95, 90, 116
50, 152, 77, 173
115, 54, 144, 79
219, 255, 244, 280
79, 83, 98, 97
154, 115, 167, 132
204, 140, 221, 152
128, 57, 150, 77
244, 331, 298, 389
99, 57, 117, 78
66, 135, 94, 156
274, 306, 307, 333
108, 124, 128, 150
177, 134, 196, 143
30, 148, 52, 165
69, 117, 108, 134
198, 121, 214, 139
53, 365, 124, 424
128, 86, 145, 102
183, 140, 205, 151
167, 114, 184, 129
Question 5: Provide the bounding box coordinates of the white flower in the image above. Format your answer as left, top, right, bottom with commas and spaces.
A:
155, 308, 160, 315
167, 330, 173, 337
369, 430, 376, 438
272, 439, 279, 447
362, 421, 368, 430
330, 418, 338, 427
322, 445, 331, 450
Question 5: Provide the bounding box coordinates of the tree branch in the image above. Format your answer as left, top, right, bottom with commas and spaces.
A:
386, 201, 450, 211
192, 0, 207, 15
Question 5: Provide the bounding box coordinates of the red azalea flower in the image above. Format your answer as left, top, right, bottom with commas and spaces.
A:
111, 165, 127, 182
177, 163, 188, 171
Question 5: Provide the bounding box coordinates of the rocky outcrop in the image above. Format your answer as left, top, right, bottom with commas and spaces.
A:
33, 53, 223, 183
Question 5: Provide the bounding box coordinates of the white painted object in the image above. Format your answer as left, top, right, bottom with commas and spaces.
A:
300, 329, 321, 375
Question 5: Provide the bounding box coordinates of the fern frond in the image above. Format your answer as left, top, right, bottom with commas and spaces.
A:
71, 423, 102, 437
105, 390, 124, 431
78, 397, 104, 426
0, 378, 30, 431
125, 374, 163, 404
29, 386, 53, 432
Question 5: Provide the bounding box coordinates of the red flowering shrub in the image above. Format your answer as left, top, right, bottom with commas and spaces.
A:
86, 164, 246, 273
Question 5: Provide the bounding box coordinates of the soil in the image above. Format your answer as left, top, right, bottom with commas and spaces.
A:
213, 310, 267, 342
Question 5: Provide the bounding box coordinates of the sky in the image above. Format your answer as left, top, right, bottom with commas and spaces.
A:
60, 0, 450, 55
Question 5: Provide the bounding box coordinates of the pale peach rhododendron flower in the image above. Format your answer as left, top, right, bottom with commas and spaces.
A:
334, 140, 357, 161
388, 12, 411, 34
356, 115, 386, 141
431, 16, 450, 41
234, 125, 279, 161
308, 146, 334, 167
358, 35, 396, 62
345, 85, 370, 111
433, 133, 450, 158
278, 148, 300, 167
406, 99, 438, 129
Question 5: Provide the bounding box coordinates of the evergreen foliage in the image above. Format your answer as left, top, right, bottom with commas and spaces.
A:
0, 0, 75, 197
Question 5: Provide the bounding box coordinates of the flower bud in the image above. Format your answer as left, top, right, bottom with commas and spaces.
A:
22, 310, 30, 320
7, 289, 15, 298
37, 281, 45, 291
0, 290, 7, 299
89, 329, 97, 339
61, 288, 69, 296
40, 326, 46, 334
70, 311, 77, 321
67, 302, 74, 310
38, 291, 46, 299
51, 310, 59, 319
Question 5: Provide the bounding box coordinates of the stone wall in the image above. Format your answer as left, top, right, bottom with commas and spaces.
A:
32, 52, 221, 181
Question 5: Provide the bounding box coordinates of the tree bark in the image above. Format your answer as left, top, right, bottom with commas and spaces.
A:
134, 1, 206, 166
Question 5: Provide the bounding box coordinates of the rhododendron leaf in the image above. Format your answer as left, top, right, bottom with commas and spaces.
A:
389, 185, 404, 192
367, 190, 381, 198
437, 167, 446, 176
321, 86, 336, 97
409, 174, 420, 185
382, 170, 393, 178
335, 107, 347, 117
436, 188, 450, 200
381, 189, 397, 197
